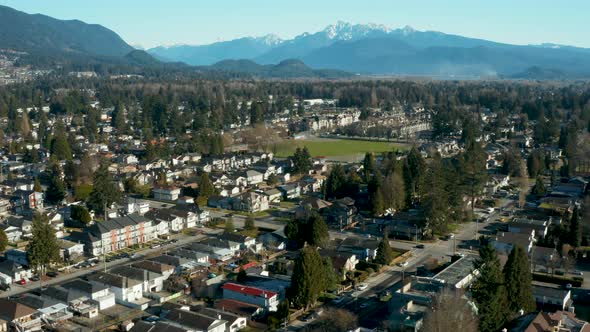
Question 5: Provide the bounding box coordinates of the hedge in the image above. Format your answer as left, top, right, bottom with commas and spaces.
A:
532, 272, 583, 287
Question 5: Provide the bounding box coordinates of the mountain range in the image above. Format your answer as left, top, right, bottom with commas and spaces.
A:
149, 21, 590, 79
1, 4, 590, 79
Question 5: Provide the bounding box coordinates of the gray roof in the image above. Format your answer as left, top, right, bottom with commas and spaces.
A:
62, 279, 109, 295
89, 214, 149, 235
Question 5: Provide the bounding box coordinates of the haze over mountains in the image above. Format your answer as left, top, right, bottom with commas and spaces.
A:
1, 4, 590, 79
149, 21, 590, 79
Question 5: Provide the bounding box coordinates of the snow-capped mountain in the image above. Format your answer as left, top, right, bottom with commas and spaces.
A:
148, 21, 590, 78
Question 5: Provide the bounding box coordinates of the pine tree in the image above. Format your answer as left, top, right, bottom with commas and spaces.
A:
244, 215, 256, 231
87, 161, 121, 215
197, 172, 215, 206
403, 147, 426, 204
289, 246, 328, 309
375, 235, 394, 265
532, 177, 546, 197
503, 246, 536, 315
308, 214, 329, 247
325, 164, 346, 199
362, 152, 376, 183
33, 178, 42, 192
27, 213, 61, 275
0, 228, 8, 252
569, 207, 581, 247
45, 162, 66, 205
50, 121, 72, 160
460, 140, 488, 222
224, 217, 235, 233
471, 244, 509, 332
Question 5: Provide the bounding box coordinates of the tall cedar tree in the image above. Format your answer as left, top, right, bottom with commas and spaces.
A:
503, 246, 536, 315
375, 235, 395, 265
87, 161, 121, 215
471, 244, 509, 332
403, 147, 425, 205
569, 207, 581, 247
27, 213, 61, 275
225, 217, 235, 233
292, 147, 312, 174
362, 152, 376, 183
381, 172, 406, 213
325, 164, 347, 199
197, 172, 215, 206
50, 121, 72, 160
45, 162, 66, 205
308, 213, 329, 247
244, 215, 256, 231
0, 228, 7, 252
289, 246, 332, 309
533, 176, 547, 197
460, 140, 488, 220
421, 154, 450, 235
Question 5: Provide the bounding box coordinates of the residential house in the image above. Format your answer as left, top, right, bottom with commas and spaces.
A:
245, 170, 264, 186
153, 185, 181, 201
0, 260, 32, 284
193, 306, 248, 332
221, 283, 279, 312
263, 188, 282, 204
78, 214, 156, 256
323, 197, 357, 229
532, 285, 572, 311
0, 223, 22, 242
58, 240, 84, 262
508, 311, 590, 332
60, 279, 116, 310
492, 232, 535, 254
13, 294, 73, 325
110, 265, 167, 293
321, 250, 359, 278
530, 246, 560, 273
277, 184, 301, 200
161, 307, 226, 332
0, 298, 42, 332
12, 190, 43, 214
87, 272, 145, 307
5, 249, 29, 266
132, 260, 175, 280
235, 192, 269, 213
5, 216, 33, 239
214, 299, 263, 320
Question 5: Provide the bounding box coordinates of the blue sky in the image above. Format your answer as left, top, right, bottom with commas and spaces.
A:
1, 0, 588, 49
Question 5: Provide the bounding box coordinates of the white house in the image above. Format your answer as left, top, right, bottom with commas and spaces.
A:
222, 283, 279, 312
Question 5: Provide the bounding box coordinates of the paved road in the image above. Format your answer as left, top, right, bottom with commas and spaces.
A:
2, 230, 210, 298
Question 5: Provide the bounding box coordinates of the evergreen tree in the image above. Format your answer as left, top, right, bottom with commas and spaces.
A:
50, 121, 72, 160
375, 235, 394, 265
236, 267, 247, 282
362, 152, 376, 183
225, 217, 235, 233
244, 215, 257, 231
45, 162, 66, 205
289, 247, 329, 309
371, 189, 385, 216
291, 147, 312, 174
422, 155, 450, 235
471, 244, 509, 332
532, 177, 547, 197
197, 172, 215, 206
87, 161, 121, 215
403, 147, 426, 205
325, 164, 346, 199
459, 140, 488, 221
569, 207, 581, 247
27, 213, 61, 275
503, 246, 536, 315
308, 213, 329, 247
33, 178, 42, 192
71, 205, 92, 224
381, 172, 406, 213
0, 228, 8, 252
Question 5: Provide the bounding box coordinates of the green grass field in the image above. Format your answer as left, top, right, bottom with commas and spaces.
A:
275, 138, 407, 158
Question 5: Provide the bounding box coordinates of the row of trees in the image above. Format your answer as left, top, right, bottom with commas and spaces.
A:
471, 244, 535, 332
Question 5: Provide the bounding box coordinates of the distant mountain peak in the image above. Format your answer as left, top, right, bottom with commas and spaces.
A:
255, 34, 283, 46
319, 21, 391, 40
399, 25, 416, 35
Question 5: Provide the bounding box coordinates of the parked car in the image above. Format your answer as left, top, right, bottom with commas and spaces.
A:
0, 284, 10, 291
357, 283, 368, 291
16, 279, 26, 285
29, 276, 40, 282
360, 303, 369, 309
415, 244, 425, 249
397, 261, 408, 267
46, 271, 58, 278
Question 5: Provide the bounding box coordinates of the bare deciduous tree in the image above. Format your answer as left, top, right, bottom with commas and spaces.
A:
422, 290, 479, 332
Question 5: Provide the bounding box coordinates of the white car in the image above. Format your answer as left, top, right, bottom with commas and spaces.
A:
357, 283, 368, 291
397, 261, 408, 267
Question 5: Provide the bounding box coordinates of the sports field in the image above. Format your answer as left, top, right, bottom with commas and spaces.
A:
274, 137, 407, 159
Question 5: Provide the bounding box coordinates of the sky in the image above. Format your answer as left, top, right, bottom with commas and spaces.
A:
1, 0, 588, 49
